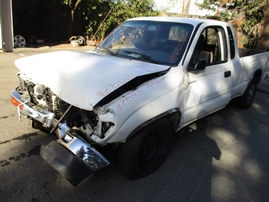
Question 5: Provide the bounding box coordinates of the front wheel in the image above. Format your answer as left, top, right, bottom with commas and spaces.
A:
118, 119, 173, 180
234, 78, 258, 109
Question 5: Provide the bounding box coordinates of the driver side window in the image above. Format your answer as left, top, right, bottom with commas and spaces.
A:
189, 26, 227, 68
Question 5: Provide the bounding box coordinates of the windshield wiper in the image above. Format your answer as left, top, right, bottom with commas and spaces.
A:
96, 46, 116, 56
123, 51, 160, 64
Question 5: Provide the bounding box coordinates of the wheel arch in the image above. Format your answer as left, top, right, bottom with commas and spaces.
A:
250, 69, 262, 84
126, 108, 181, 141
233, 69, 260, 109
242, 69, 262, 95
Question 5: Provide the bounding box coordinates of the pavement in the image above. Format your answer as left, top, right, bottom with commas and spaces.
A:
0, 46, 269, 202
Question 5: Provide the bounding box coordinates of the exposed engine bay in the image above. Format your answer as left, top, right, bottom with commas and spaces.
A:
16, 72, 115, 143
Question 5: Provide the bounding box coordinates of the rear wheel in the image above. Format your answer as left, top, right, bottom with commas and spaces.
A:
234, 78, 258, 109
118, 119, 173, 180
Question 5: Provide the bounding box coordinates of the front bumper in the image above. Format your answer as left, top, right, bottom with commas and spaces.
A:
11, 89, 54, 127
11, 89, 110, 186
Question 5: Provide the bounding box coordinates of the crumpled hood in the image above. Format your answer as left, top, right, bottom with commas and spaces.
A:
15, 51, 169, 110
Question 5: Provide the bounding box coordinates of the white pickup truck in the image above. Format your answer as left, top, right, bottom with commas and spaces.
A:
11, 17, 269, 185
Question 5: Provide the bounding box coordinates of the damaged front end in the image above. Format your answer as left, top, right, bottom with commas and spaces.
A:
11, 72, 111, 185
11, 47, 171, 185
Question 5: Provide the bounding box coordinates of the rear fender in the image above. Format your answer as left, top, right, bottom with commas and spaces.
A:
244, 69, 262, 93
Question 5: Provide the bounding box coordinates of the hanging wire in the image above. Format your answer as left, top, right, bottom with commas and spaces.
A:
90, 2, 116, 42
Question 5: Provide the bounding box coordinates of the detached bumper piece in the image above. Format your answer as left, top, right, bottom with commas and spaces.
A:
40, 133, 110, 186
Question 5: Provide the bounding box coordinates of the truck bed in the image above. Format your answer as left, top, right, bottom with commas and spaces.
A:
239, 48, 268, 57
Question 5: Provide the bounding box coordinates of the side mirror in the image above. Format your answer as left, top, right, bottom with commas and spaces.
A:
187, 59, 207, 72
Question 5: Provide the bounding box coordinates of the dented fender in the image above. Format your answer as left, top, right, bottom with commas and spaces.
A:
101, 67, 185, 143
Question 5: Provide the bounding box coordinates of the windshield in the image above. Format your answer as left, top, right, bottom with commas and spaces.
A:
96, 20, 193, 66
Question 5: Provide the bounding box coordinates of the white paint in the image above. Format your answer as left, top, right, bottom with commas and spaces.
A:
15, 51, 170, 110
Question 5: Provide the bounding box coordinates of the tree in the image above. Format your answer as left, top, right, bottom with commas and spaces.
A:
227, 0, 269, 49
199, 0, 269, 49
84, 0, 159, 41
12, 0, 159, 43
62, 0, 82, 37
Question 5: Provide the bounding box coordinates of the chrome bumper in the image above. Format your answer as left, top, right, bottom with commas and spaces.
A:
11, 89, 110, 186
11, 89, 54, 127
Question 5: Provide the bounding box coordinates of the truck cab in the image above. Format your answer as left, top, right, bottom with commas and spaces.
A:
11, 17, 269, 185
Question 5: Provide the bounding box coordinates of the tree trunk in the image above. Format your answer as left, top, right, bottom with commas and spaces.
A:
69, 8, 75, 37
68, 0, 81, 37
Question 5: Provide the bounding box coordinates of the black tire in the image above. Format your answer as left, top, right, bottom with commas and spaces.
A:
118, 118, 173, 180
234, 78, 258, 109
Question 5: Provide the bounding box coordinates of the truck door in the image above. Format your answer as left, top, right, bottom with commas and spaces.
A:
183, 26, 233, 124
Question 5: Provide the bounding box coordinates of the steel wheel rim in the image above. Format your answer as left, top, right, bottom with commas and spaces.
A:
14, 35, 26, 48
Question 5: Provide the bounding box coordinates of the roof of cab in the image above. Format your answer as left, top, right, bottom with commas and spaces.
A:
126, 16, 227, 27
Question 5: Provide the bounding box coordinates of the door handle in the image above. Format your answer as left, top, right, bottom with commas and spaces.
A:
224, 71, 231, 78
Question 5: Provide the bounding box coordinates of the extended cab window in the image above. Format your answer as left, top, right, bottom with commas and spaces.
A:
189, 26, 228, 67
227, 26, 235, 59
